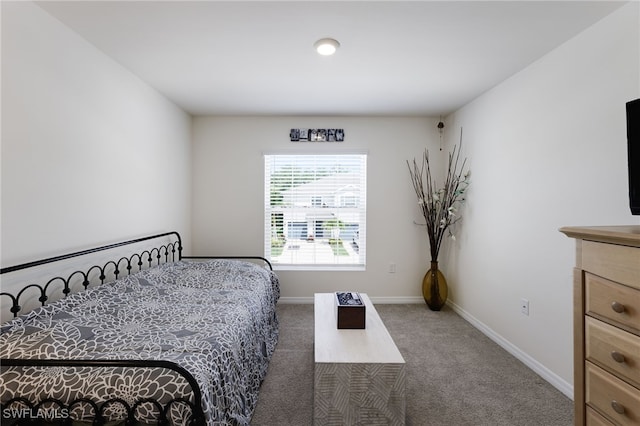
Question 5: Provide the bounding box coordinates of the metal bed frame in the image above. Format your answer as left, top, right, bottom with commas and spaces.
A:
0, 231, 272, 425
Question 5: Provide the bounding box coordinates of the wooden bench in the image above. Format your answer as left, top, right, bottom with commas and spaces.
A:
313, 293, 406, 425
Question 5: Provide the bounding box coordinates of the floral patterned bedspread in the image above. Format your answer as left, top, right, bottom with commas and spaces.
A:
0, 259, 280, 425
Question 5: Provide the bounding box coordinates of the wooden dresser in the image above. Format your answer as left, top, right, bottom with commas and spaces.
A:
560, 226, 640, 426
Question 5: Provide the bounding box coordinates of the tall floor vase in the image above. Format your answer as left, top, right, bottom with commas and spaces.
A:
422, 261, 448, 311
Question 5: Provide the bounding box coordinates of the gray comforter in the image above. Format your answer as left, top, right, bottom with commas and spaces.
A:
0, 259, 280, 425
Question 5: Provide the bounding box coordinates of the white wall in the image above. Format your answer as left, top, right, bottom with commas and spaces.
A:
191, 116, 444, 301
1, 2, 192, 267
441, 2, 640, 397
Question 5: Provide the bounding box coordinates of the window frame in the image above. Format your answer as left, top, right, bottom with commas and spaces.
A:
264, 153, 367, 271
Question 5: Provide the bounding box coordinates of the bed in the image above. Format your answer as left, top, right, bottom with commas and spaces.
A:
0, 232, 279, 425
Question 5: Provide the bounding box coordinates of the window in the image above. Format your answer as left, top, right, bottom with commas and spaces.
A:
264, 154, 366, 270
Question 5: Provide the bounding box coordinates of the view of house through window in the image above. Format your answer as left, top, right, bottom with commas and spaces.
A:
264, 154, 367, 269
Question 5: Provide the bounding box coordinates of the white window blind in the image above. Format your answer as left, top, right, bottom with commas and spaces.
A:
264, 154, 367, 270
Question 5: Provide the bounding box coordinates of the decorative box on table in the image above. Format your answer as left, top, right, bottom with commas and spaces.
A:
335, 292, 366, 329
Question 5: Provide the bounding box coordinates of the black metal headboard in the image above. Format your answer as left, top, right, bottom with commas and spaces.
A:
0, 231, 273, 320
0, 232, 183, 319
0, 231, 183, 275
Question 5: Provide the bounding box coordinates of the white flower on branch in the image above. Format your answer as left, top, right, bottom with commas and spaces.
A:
407, 140, 470, 262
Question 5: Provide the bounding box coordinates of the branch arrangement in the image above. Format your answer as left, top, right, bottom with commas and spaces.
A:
407, 142, 470, 262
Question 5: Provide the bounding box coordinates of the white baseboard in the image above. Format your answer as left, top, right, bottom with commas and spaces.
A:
278, 297, 314, 304
278, 296, 424, 304
369, 296, 425, 304
447, 300, 574, 400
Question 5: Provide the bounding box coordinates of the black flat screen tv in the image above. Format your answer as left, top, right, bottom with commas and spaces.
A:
628, 98, 640, 215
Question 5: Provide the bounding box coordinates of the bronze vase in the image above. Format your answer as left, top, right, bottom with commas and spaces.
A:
422, 261, 448, 311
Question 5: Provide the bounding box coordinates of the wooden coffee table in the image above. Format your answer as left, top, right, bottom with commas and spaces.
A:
313, 293, 406, 425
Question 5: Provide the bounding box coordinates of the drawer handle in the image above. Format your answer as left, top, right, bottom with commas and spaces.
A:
611, 351, 626, 363
611, 400, 625, 415
611, 301, 625, 314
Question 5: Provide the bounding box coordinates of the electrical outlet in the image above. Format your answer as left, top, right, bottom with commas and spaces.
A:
388, 263, 396, 273
520, 298, 529, 316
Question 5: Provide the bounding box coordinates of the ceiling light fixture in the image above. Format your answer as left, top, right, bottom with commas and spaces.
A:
314, 38, 340, 56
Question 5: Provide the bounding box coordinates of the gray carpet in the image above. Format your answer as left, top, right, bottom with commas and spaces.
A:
250, 303, 573, 426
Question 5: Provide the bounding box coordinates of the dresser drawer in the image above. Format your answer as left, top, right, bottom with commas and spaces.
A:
582, 240, 640, 289
586, 316, 640, 388
586, 273, 640, 332
586, 362, 640, 426
587, 406, 615, 426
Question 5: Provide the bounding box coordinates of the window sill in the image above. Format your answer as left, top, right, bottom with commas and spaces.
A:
273, 264, 366, 272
